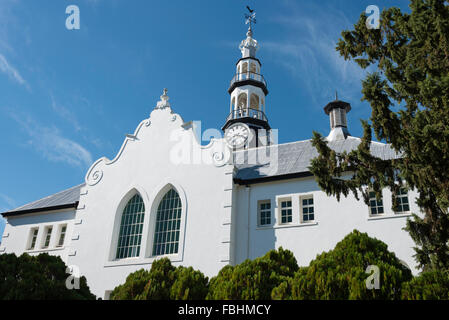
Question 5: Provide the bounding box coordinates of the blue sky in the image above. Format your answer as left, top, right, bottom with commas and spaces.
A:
0, 0, 411, 237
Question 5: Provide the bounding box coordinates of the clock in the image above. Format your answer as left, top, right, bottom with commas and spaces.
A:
225, 123, 251, 148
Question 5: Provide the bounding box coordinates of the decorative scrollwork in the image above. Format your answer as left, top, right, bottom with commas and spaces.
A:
86, 160, 105, 186
212, 151, 228, 167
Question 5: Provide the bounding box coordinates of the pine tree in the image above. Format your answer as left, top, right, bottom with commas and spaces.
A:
310, 0, 449, 271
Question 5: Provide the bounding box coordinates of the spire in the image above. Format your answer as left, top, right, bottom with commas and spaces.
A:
240, 7, 259, 58
155, 88, 171, 109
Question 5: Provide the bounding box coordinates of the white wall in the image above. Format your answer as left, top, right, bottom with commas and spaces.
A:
0, 209, 76, 264
233, 176, 421, 274
68, 106, 234, 298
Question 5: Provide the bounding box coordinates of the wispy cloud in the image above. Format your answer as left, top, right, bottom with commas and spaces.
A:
264, 2, 371, 106
0, 193, 16, 211
10, 113, 93, 169
0, 53, 27, 87
50, 94, 82, 132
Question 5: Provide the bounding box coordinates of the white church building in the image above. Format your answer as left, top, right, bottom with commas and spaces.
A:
0, 20, 419, 299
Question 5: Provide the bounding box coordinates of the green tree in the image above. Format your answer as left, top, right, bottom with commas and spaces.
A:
272, 230, 412, 300
310, 0, 449, 272
207, 247, 298, 300
110, 258, 209, 300
0, 253, 95, 300
401, 270, 449, 299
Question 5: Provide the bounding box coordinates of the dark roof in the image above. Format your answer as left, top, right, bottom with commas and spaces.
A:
234, 136, 401, 184
323, 100, 351, 114
1, 184, 84, 217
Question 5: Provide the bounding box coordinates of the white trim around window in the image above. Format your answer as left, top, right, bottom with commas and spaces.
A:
272, 193, 318, 228
300, 195, 315, 223
257, 200, 272, 227
27, 227, 39, 251
104, 179, 188, 268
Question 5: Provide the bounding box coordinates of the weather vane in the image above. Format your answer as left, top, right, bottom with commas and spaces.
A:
245, 6, 256, 30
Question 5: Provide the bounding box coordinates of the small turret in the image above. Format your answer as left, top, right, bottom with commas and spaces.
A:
324, 93, 351, 141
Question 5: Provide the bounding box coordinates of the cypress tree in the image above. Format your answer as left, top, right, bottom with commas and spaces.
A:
310, 0, 449, 271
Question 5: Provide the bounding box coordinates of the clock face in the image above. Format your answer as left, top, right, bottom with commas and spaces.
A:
225, 123, 251, 148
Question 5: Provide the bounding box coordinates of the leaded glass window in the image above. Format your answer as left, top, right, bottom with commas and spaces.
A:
115, 194, 145, 259
152, 188, 182, 256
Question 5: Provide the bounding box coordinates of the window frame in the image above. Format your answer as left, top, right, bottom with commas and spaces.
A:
258, 200, 272, 227
105, 182, 187, 267
151, 188, 182, 257
368, 191, 385, 216
41, 226, 53, 249
278, 198, 293, 225
115, 193, 146, 260
56, 224, 67, 248
394, 188, 410, 214
27, 227, 39, 251
300, 195, 315, 223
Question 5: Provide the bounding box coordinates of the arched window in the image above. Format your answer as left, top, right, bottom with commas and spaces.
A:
237, 93, 247, 110
242, 62, 248, 73
152, 188, 182, 256
250, 93, 259, 110
116, 194, 145, 259
250, 62, 257, 73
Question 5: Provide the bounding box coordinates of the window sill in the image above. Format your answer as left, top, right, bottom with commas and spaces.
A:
26, 247, 65, 254
367, 213, 412, 221
258, 222, 318, 230
104, 254, 183, 268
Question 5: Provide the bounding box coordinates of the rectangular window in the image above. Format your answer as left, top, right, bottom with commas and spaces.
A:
28, 228, 39, 250
369, 191, 384, 215
42, 226, 53, 249
57, 225, 67, 247
395, 188, 410, 213
280, 199, 292, 224
258, 201, 271, 226
301, 196, 315, 222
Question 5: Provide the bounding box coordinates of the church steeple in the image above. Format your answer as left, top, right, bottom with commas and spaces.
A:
223, 7, 270, 149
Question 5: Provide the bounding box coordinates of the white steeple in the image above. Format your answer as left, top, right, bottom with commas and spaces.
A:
222, 7, 270, 149
239, 27, 259, 58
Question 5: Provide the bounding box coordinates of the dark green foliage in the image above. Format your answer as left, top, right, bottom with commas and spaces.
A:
109, 269, 152, 300
310, 0, 449, 271
0, 253, 95, 300
110, 258, 208, 300
272, 230, 412, 299
401, 270, 449, 299
170, 266, 209, 300
206, 247, 298, 300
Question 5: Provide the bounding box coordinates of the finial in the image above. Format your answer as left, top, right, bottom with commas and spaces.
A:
155, 88, 171, 109
335, 91, 338, 101
161, 88, 169, 101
